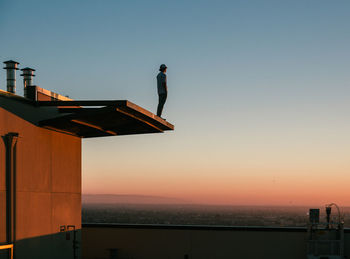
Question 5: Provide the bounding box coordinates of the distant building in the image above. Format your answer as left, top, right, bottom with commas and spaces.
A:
0, 60, 173, 259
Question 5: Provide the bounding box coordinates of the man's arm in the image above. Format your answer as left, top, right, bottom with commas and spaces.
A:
162, 74, 168, 92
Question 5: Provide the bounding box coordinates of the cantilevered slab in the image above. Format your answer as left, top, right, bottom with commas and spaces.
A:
38, 100, 174, 138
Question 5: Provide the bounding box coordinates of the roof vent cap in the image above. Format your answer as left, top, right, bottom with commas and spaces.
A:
3, 60, 20, 94
20, 67, 36, 98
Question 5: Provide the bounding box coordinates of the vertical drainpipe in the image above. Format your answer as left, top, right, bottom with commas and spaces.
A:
2, 133, 19, 245
3, 61, 20, 94
20, 67, 35, 99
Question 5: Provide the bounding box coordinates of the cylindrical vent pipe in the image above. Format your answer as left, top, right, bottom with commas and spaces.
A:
20, 67, 35, 98
3, 60, 20, 94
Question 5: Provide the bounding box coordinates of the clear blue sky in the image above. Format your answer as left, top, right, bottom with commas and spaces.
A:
1, 0, 350, 205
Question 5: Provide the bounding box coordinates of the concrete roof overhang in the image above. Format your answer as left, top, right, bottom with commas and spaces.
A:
37, 100, 174, 138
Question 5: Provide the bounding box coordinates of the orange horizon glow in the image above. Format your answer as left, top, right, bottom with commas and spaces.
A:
83, 125, 350, 208
83, 165, 350, 207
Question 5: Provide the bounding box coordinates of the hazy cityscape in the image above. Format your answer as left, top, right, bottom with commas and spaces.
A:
82, 195, 350, 227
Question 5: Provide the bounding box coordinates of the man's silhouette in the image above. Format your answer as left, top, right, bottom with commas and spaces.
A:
156, 64, 168, 118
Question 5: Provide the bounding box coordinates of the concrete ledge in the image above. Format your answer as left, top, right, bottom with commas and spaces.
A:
82, 223, 310, 232
82, 223, 350, 259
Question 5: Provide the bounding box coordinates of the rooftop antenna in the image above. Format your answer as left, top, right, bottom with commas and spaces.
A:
325, 202, 343, 229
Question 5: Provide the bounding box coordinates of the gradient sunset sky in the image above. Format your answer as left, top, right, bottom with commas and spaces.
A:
1, 0, 350, 206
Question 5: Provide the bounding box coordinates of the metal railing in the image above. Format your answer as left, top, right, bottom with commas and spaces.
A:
0, 244, 13, 259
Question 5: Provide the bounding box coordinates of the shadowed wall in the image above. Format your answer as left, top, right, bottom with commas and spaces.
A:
0, 106, 81, 258
82, 224, 350, 259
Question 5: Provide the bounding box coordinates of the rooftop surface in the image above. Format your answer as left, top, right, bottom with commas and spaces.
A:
0, 89, 174, 138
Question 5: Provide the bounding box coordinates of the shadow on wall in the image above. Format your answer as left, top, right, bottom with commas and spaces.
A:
82, 224, 310, 259
0, 230, 81, 259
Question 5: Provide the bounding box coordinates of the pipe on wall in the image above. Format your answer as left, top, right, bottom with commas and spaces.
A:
2, 133, 19, 246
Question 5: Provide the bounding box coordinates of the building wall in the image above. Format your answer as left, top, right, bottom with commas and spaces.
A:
0, 107, 81, 259
82, 225, 350, 259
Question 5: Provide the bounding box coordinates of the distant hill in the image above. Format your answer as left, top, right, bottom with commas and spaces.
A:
82, 194, 188, 205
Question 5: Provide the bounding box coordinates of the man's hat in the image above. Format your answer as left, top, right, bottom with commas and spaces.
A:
159, 64, 167, 70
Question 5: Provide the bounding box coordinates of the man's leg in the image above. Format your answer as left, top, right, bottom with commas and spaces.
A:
157, 93, 167, 117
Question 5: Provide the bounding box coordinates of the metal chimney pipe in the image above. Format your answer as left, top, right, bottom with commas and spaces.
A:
20, 67, 35, 98
3, 60, 20, 94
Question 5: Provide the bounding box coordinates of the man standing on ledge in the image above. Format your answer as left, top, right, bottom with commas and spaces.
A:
157, 64, 168, 118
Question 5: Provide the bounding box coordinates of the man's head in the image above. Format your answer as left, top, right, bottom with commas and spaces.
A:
159, 64, 167, 72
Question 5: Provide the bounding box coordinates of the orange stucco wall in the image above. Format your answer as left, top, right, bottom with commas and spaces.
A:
0, 107, 81, 250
